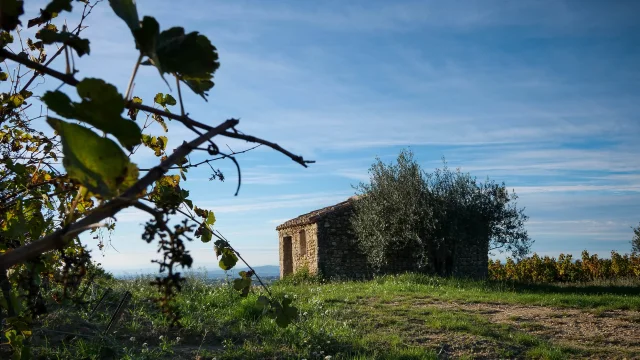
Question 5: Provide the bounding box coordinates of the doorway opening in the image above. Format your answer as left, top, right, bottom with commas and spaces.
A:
282, 236, 293, 276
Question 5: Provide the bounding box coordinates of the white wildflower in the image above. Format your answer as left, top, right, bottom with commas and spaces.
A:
129, 337, 135, 342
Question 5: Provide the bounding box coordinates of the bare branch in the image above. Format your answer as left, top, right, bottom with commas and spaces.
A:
222, 131, 315, 167
138, 144, 261, 172
0, 48, 79, 87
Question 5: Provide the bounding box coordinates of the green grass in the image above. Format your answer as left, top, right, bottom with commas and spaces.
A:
26, 272, 640, 359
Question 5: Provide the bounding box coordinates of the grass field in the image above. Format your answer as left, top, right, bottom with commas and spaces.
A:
28, 272, 640, 359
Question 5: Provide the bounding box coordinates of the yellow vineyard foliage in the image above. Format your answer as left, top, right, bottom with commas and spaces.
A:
488, 250, 640, 283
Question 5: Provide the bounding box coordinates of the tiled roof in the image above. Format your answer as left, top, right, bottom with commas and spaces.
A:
275, 195, 362, 230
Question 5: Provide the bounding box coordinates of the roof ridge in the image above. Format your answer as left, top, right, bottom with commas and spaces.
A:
275, 195, 359, 230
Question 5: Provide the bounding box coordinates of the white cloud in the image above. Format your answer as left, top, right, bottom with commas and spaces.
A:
514, 185, 640, 194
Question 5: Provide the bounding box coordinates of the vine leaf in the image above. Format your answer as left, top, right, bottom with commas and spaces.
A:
132, 16, 167, 86
154, 92, 176, 108
233, 272, 252, 297
46, 117, 139, 198
35, 28, 90, 57
108, 0, 139, 32
0, 0, 24, 31
141, 134, 167, 156
256, 295, 270, 310
142, 27, 219, 100
127, 96, 142, 120
27, 0, 72, 28
199, 226, 211, 243
271, 297, 298, 328
206, 211, 216, 226
41, 78, 142, 150
217, 247, 237, 270
0, 30, 14, 47
148, 175, 189, 209
278, 304, 298, 328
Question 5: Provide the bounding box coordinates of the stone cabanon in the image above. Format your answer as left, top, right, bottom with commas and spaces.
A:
276, 196, 488, 280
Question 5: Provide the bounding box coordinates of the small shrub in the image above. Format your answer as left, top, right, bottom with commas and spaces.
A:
278, 266, 323, 285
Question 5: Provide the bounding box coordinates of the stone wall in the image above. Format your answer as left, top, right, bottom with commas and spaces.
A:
278, 222, 319, 278
316, 204, 372, 279
452, 238, 489, 279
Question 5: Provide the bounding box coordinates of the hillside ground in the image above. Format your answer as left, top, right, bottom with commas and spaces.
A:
25, 272, 640, 360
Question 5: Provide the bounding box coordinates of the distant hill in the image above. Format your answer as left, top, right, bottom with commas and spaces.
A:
113, 265, 280, 279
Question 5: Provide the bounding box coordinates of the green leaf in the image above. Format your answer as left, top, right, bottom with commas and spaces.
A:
206, 210, 216, 226
148, 27, 220, 99
233, 277, 251, 297
44, 0, 71, 15
40, 91, 75, 117
28, 0, 71, 28
256, 295, 270, 310
183, 198, 193, 209
200, 227, 211, 243
140, 134, 166, 156
218, 248, 238, 270
163, 94, 176, 106
275, 298, 298, 328
46, 117, 139, 197
41, 79, 142, 151
0, 72, 8, 81
0, 0, 24, 31
153, 93, 164, 106
0, 31, 14, 47
35, 29, 90, 57
7, 94, 23, 108
108, 0, 139, 31
132, 16, 167, 85
149, 175, 189, 209
182, 77, 214, 98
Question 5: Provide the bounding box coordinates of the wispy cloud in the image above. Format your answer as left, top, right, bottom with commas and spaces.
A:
201, 191, 354, 214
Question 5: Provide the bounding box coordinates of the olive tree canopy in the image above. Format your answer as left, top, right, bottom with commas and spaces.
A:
351, 149, 533, 275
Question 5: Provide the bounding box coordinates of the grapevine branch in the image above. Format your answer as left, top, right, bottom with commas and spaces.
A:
0, 48, 313, 168
139, 144, 261, 172
0, 119, 238, 271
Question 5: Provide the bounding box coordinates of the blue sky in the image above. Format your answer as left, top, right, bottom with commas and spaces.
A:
12, 0, 640, 273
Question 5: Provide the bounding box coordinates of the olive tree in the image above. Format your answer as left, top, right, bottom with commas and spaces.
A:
352, 149, 532, 275
632, 222, 640, 253
351, 150, 432, 273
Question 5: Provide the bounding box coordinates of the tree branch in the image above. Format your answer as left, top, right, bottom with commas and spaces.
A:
0, 48, 79, 87
139, 144, 260, 172
0, 119, 239, 271
222, 131, 315, 167
0, 48, 314, 168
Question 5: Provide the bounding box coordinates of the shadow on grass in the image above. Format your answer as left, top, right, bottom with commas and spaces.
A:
499, 281, 640, 296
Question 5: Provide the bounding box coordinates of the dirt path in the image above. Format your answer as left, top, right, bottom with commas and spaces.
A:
410, 297, 640, 359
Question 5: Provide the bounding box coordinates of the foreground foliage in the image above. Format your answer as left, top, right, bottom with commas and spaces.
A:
1, 1, 309, 357
489, 250, 640, 283
30, 272, 640, 359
